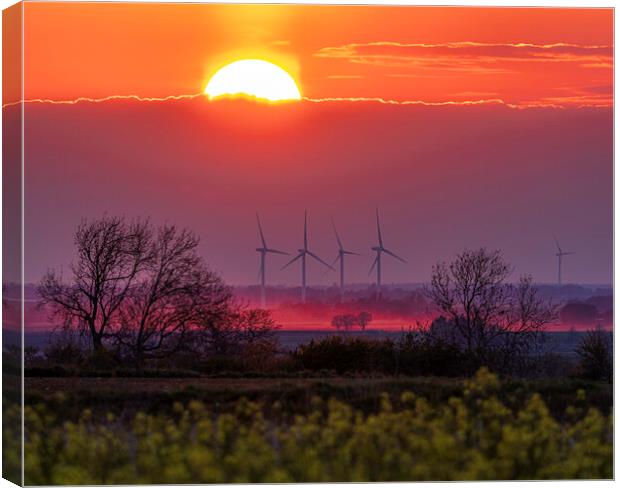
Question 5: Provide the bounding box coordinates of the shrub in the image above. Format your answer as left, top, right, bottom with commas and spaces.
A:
395, 330, 477, 377
292, 334, 481, 377
575, 328, 612, 383
44, 335, 87, 368
293, 336, 393, 374
238, 340, 282, 371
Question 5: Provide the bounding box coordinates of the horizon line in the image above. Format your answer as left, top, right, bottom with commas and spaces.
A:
10, 281, 614, 289
2, 92, 613, 110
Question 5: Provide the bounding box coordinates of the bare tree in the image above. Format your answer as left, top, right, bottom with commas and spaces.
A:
357, 311, 372, 330
38, 216, 152, 356
426, 248, 556, 365
331, 314, 357, 332
331, 312, 373, 332
110, 225, 229, 366
504, 275, 556, 357
232, 308, 279, 344
40, 216, 280, 369
190, 282, 236, 357
194, 303, 279, 357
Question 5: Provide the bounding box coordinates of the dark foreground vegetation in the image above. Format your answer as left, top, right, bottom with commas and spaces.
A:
23, 371, 612, 423
20, 325, 612, 383
6, 369, 612, 484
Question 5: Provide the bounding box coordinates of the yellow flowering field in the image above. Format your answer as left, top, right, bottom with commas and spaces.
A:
6, 369, 612, 484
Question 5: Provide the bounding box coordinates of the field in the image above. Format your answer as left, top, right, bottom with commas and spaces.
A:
5, 369, 612, 484
24, 374, 612, 416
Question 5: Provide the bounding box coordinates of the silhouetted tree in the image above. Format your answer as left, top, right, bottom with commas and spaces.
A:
331, 314, 357, 331
501, 275, 557, 362
331, 312, 373, 332
575, 327, 612, 382
38, 216, 152, 358
110, 225, 229, 366
233, 308, 279, 344
39, 216, 281, 369
194, 304, 278, 357
357, 311, 372, 330
426, 248, 556, 366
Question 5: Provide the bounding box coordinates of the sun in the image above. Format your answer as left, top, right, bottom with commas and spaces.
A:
204, 59, 301, 102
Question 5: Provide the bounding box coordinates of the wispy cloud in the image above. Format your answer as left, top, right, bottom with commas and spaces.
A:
315, 41, 613, 74
2, 93, 202, 108
3, 91, 611, 110
304, 96, 516, 107
531, 94, 611, 107
302, 96, 610, 109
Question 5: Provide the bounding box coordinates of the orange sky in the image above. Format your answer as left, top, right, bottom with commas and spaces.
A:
20, 3, 613, 107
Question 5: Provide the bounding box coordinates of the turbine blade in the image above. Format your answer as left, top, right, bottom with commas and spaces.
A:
369, 255, 378, 276
343, 250, 360, 256
307, 250, 334, 270
266, 248, 290, 255
256, 213, 267, 248
332, 218, 344, 251
376, 207, 383, 247
323, 256, 339, 278
383, 248, 406, 263
553, 235, 562, 253
281, 253, 303, 270
304, 210, 308, 250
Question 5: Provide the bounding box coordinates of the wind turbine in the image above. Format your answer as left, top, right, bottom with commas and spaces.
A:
256, 214, 288, 308
330, 219, 359, 301
554, 237, 574, 286
281, 211, 334, 303
370, 208, 406, 299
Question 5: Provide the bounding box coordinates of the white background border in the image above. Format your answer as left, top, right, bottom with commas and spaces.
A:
0, 0, 615, 487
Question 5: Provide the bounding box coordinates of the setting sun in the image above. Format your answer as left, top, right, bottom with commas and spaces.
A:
204, 59, 301, 102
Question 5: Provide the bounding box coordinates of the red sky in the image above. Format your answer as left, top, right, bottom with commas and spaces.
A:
20, 4, 613, 107
2, 3, 613, 286
14, 98, 612, 285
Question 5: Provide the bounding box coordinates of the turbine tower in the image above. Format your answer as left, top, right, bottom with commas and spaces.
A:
330, 219, 359, 301
370, 208, 406, 299
554, 237, 574, 286
282, 211, 334, 303
256, 214, 288, 308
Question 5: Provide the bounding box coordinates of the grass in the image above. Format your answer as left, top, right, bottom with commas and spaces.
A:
25, 374, 612, 422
